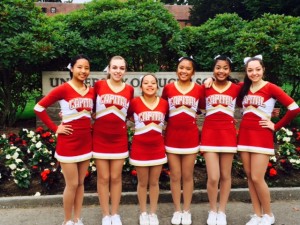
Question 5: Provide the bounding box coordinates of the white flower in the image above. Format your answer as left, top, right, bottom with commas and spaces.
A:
50, 162, 55, 166
9, 164, 17, 170
0, 173, 2, 179
31, 136, 37, 143
27, 131, 35, 138
6, 154, 11, 159
14, 179, 18, 184
34, 192, 41, 197
283, 137, 291, 142
15, 158, 22, 164
10, 146, 17, 150
286, 150, 290, 155
281, 127, 287, 132
92, 166, 96, 172
36, 141, 42, 148
270, 156, 277, 162
12, 152, 19, 159
22, 128, 29, 133
286, 130, 293, 136
1, 134, 6, 139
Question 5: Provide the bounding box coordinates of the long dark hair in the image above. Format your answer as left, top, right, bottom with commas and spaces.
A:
69, 54, 91, 78
237, 57, 265, 103
213, 55, 239, 84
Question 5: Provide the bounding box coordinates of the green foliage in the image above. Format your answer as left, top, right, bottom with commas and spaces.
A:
51, 0, 181, 71
234, 14, 300, 100
177, 13, 247, 70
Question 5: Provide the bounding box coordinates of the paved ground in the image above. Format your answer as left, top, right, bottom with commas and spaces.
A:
1, 188, 300, 225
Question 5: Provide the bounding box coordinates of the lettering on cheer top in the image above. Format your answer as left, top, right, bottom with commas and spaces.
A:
169, 96, 197, 108
207, 94, 234, 107
99, 94, 129, 109
138, 111, 165, 122
243, 95, 265, 107
69, 98, 93, 110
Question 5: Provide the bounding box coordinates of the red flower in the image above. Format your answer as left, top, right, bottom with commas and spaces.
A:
32, 166, 38, 170
49, 138, 55, 143
42, 132, 51, 138
35, 127, 44, 133
280, 159, 286, 164
268, 162, 273, 168
269, 168, 277, 177
85, 171, 90, 177
296, 147, 300, 152
40, 169, 51, 181
22, 140, 27, 146
131, 169, 137, 176
296, 132, 300, 140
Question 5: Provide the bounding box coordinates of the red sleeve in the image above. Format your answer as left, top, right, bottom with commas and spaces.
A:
161, 86, 168, 100
93, 81, 100, 112
34, 86, 64, 132
198, 84, 206, 110
127, 98, 135, 119
270, 84, 300, 130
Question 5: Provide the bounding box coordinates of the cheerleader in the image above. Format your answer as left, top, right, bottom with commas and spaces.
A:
128, 74, 168, 225
92, 56, 134, 225
237, 55, 300, 225
34, 54, 93, 225
162, 57, 203, 225
199, 55, 241, 225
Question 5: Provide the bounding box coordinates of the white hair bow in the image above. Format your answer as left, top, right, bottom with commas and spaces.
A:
103, 65, 108, 72
67, 63, 71, 70
179, 55, 193, 61
243, 55, 263, 64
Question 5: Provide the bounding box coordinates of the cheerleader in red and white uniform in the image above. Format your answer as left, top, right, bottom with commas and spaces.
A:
162, 57, 203, 225
34, 54, 93, 225
237, 55, 300, 225
199, 55, 241, 225
92, 56, 134, 225
128, 74, 168, 225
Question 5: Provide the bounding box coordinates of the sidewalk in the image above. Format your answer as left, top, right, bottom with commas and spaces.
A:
1, 188, 300, 225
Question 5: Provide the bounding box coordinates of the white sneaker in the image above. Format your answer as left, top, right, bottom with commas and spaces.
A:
102, 215, 111, 225
182, 211, 192, 225
260, 214, 275, 225
111, 214, 122, 225
245, 214, 261, 225
171, 211, 182, 225
139, 212, 150, 225
74, 218, 84, 225
207, 211, 217, 225
216, 212, 227, 225
63, 221, 74, 225
149, 213, 159, 225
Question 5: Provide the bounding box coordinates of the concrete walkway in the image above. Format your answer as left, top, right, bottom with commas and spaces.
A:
1, 188, 300, 225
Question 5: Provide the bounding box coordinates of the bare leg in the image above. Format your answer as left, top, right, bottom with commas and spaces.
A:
204, 152, 220, 212
110, 159, 125, 215
181, 153, 197, 211
136, 166, 150, 213
60, 162, 79, 223
218, 153, 234, 212
167, 153, 182, 212
95, 159, 110, 216
149, 165, 163, 214
73, 160, 90, 221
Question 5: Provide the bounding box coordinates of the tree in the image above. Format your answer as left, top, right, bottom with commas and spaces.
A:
0, 0, 69, 127
50, 0, 181, 72
234, 14, 300, 100
189, 0, 250, 26
243, 0, 300, 19
174, 13, 247, 70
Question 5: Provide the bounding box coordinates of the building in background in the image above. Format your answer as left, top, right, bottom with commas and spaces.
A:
35, 2, 191, 27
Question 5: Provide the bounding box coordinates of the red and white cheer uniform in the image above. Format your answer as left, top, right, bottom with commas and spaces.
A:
128, 97, 168, 166
34, 82, 94, 163
200, 82, 242, 153
162, 82, 203, 154
92, 80, 134, 159
238, 82, 300, 155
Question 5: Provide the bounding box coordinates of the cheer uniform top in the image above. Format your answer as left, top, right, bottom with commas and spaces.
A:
92, 80, 134, 159
238, 82, 300, 155
34, 82, 94, 163
199, 82, 242, 153
162, 82, 203, 154
128, 96, 168, 166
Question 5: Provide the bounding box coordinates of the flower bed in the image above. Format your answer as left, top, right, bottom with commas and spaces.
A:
0, 126, 299, 196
